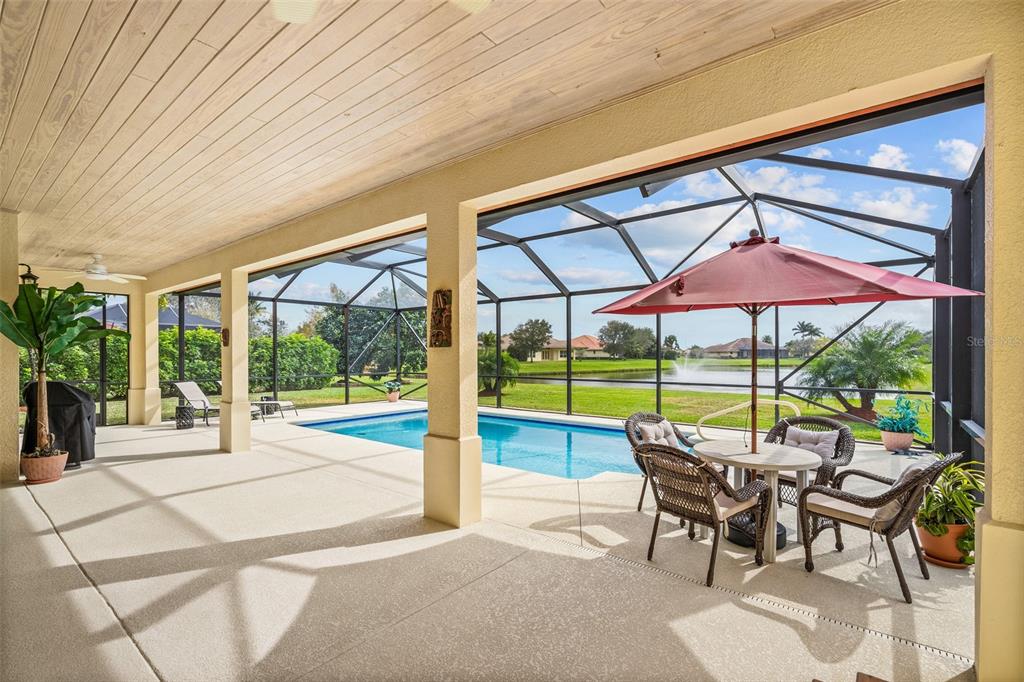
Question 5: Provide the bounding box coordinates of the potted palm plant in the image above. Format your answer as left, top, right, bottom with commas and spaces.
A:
0, 282, 129, 483
915, 460, 984, 568
383, 379, 403, 402
877, 395, 927, 452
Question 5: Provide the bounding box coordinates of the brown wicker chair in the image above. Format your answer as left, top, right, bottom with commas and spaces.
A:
764, 416, 855, 507
639, 443, 771, 586
625, 412, 723, 512
798, 453, 963, 603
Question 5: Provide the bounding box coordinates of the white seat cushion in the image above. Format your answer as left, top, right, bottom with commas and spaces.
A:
783, 425, 839, 460
638, 420, 679, 448
713, 490, 758, 521
804, 492, 873, 525
779, 469, 818, 482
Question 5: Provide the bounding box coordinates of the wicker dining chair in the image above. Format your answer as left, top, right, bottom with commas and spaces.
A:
624, 412, 724, 512
764, 416, 855, 507
639, 443, 771, 586
798, 452, 963, 603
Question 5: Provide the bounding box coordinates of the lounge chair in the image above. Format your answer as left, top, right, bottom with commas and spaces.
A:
255, 397, 299, 418
172, 381, 264, 425
639, 443, 771, 586
798, 453, 963, 603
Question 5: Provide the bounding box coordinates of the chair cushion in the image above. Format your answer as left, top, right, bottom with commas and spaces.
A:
783, 425, 839, 460
638, 420, 679, 448
871, 456, 936, 527
779, 469, 818, 483
804, 493, 873, 525
713, 490, 758, 521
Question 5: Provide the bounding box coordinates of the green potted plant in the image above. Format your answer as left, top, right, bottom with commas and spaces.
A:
915, 460, 984, 568
383, 379, 403, 402
0, 282, 129, 483
876, 395, 927, 452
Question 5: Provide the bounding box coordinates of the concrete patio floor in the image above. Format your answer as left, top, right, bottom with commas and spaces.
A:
1, 402, 975, 681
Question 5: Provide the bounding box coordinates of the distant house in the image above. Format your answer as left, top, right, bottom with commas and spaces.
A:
492, 334, 610, 361
533, 335, 609, 361
703, 337, 788, 359
85, 303, 220, 331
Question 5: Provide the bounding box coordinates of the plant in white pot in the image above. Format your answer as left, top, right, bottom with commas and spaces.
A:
383, 380, 403, 403
876, 396, 927, 452
915, 460, 984, 568
0, 282, 129, 483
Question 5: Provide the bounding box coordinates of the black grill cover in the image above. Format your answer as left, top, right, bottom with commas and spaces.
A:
21, 381, 97, 466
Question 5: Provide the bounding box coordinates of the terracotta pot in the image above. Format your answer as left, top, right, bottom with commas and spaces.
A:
387, 392, 400, 403
880, 430, 914, 452
916, 521, 970, 569
21, 451, 69, 485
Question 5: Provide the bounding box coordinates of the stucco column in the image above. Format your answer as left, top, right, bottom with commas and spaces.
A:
219, 267, 250, 452
1, 210, 21, 481
423, 202, 481, 527
975, 57, 1024, 681
127, 289, 161, 425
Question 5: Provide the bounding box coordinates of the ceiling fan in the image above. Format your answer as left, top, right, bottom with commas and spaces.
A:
271, 0, 490, 23
58, 254, 148, 285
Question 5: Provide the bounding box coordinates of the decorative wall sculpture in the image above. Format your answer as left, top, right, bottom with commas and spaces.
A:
429, 289, 452, 347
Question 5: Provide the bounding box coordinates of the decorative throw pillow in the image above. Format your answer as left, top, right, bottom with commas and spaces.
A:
872, 456, 937, 527
783, 425, 840, 462
637, 420, 679, 448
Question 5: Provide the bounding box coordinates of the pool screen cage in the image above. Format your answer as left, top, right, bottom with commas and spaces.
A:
174, 85, 985, 462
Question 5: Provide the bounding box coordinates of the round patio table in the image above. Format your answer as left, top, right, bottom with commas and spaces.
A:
693, 440, 821, 563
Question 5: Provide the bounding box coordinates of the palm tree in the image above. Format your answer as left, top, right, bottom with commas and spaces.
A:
792, 320, 823, 338
803, 321, 927, 420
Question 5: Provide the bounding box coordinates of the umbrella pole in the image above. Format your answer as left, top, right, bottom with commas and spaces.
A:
751, 312, 758, 454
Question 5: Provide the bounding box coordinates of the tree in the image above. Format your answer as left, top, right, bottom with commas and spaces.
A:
761, 334, 773, 345
629, 326, 657, 359
507, 319, 552, 362
663, 334, 680, 350
792, 320, 823, 338
687, 344, 704, 359
598, 320, 635, 359
477, 349, 519, 395
803, 321, 928, 420
0, 283, 128, 455
785, 336, 822, 358
478, 331, 497, 348
598, 320, 656, 359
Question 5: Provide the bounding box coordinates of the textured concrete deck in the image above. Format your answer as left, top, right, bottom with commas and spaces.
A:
1, 402, 975, 681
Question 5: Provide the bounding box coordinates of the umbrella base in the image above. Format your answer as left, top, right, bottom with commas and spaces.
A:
726, 512, 786, 551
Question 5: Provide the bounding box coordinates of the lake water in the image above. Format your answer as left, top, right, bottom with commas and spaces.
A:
523, 359, 805, 394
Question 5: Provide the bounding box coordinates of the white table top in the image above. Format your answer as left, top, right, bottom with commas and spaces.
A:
693, 439, 821, 471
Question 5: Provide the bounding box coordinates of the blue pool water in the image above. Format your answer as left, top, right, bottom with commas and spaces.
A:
303, 410, 636, 479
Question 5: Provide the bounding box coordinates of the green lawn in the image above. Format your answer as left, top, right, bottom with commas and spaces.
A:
19, 373, 928, 445
479, 382, 932, 443
518, 357, 807, 376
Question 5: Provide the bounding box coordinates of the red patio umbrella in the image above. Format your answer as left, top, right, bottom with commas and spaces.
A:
595, 231, 982, 452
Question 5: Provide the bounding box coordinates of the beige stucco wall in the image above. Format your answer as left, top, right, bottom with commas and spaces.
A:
132, 3, 1022, 676
4, 0, 1021, 675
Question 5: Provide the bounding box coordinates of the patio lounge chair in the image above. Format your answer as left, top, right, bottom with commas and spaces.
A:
798, 452, 964, 603
638, 443, 770, 586
173, 381, 264, 426
765, 416, 855, 507
256, 397, 299, 418
625, 412, 723, 512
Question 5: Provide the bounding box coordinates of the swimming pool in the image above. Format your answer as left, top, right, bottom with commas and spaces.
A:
303, 410, 637, 479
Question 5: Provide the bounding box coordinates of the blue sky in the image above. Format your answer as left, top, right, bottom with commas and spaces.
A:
254, 104, 984, 348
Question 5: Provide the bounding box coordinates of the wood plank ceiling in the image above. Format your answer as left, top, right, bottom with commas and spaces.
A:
1, 0, 885, 275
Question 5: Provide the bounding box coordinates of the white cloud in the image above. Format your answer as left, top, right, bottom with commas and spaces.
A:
851, 186, 934, 227
936, 138, 978, 174
868, 143, 910, 171
735, 165, 839, 204
806, 146, 832, 160
554, 266, 637, 287
496, 269, 548, 284
678, 171, 735, 199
